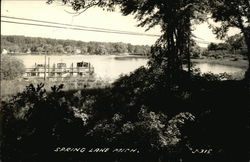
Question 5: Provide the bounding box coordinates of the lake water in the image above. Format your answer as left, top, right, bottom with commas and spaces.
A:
14, 55, 245, 81
195, 63, 244, 74
14, 55, 148, 81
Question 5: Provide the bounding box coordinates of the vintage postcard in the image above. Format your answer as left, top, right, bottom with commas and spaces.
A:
1, 0, 249, 162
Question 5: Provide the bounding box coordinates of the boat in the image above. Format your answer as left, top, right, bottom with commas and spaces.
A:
24, 61, 94, 78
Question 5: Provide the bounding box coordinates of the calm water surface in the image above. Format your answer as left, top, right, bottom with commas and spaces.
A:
195, 63, 244, 74
15, 55, 148, 81
14, 55, 245, 81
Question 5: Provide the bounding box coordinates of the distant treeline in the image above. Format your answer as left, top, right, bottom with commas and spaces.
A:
1, 35, 151, 55
207, 34, 247, 52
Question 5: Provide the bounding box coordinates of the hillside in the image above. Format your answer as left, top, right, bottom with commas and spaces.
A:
1, 35, 151, 55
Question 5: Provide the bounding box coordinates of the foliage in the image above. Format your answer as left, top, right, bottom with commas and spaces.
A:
1, 67, 199, 161
1, 83, 86, 162
1, 35, 151, 55
1, 55, 25, 80
209, 0, 249, 39
208, 0, 250, 76
207, 42, 229, 51
226, 34, 246, 51
207, 43, 219, 51
1, 66, 250, 161
190, 43, 203, 58
207, 34, 246, 52
205, 33, 248, 62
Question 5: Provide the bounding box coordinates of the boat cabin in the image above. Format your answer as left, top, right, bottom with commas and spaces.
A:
77, 61, 89, 68
57, 63, 67, 68
36, 64, 44, 68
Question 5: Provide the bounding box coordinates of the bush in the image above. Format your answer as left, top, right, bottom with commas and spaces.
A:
1, 55, 25, 80
1, 84, 86, 162
2, 66, 249, 162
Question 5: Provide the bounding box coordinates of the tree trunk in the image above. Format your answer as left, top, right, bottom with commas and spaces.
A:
243, 30, 250, 90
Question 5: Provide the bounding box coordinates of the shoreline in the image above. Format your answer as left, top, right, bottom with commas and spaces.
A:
191, 58, 248, 69
6, 54, 249, 69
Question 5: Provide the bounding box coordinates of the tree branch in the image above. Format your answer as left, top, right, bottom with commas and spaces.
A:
71, 0, 102, 16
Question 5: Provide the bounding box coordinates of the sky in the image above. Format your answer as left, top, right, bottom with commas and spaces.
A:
1, 0, 240, 47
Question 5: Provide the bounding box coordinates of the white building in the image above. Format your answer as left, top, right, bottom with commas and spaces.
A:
75, 49, 81, 54
1, 49, 8, 54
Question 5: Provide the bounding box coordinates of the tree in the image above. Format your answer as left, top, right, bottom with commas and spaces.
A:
1, 55, 25, 80
226, 34, 245, 52
47, 0, 209, 79
64, 45, 74, 54
190, 43, 203, 58
9, 44, 20, 53
80, 46, 88, 54
207, 42, 219, 51
216, 42, 230, 50
36, 46, 44, 53
43, 44, 53, 54
96, 43, 107, 54
55, 44, 65, 53
127, 43, 135, 54
134, 45, 149, 55
114, 42, 128, 54
1, 35, 157, 56
209, 0, 250, 77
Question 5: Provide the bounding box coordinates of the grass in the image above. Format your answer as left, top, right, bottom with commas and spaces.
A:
0, 77, 111, 98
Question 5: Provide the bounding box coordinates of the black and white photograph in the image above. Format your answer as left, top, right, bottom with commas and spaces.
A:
1, 0, 250, 162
